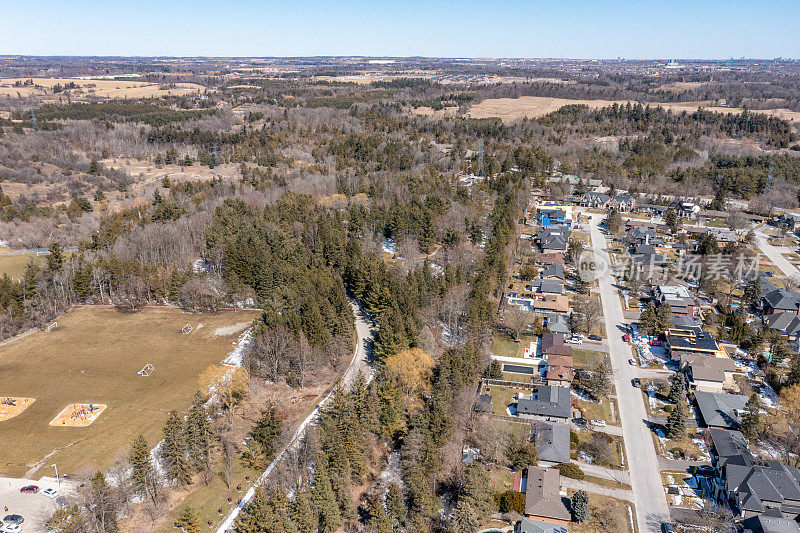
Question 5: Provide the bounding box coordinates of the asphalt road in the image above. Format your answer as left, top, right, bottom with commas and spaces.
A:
754, 226, 800, 277
588, 217, 671, 532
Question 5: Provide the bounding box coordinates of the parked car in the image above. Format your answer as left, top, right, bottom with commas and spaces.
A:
590, 419, 606, 427
19, 484, 38, 493
662, 523, 675, 533
632, 378, 641, 388
43, 487, 59, 498
2, 515, 23, 525
2, 524, 22, 532
623, 333, 631, 342
588, 334, 602, 341
628, 358, 637, 366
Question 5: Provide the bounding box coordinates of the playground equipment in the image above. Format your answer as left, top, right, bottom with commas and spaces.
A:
44, 322, 57, 332
138, 363, 155, 377
181, 324, 193, 334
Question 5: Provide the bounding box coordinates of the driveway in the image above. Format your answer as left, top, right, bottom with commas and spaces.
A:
560, 476, 634, 502
589, 218, 671, 532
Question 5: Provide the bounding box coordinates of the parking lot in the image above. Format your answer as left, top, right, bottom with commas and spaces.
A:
0, 476, 74, 532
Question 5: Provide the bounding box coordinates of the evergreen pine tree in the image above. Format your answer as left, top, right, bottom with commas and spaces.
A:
292, 491, 318, 533
667, 373, 686, 404
571, 490, 590, 523
740, 392, 761, 438
666, 398, 687, 440
386, 483, 406, 525
311, 456, 342, 533
162, 410, 192, 486
451, 500, 480, 533
639, 301, 658, 336
370, 499, 394, 533
184, 391, 212, 474
656, 302, 673, 332
174, 506, 200, 533
250, 404, 282, 461
129, 434, 155, 498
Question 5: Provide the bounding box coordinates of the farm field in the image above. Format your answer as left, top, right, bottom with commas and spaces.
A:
463, 95, 800, 123
0, 305, 259, 478
0, 77, 205, 99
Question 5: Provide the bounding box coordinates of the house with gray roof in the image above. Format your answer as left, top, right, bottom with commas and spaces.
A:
532, 421, 571, 465
611, 193, 636, 212
762, 288, 800, 316
541, 264, 566, 281
764, 312, 800, 344
517, 385, 571, 422
545, 313, 571, 335
535, 225, 571, 252
528, 279, 565, 295
742, 508, 800, 533
579, 192, 611, 209
522, 467, 572, 524
721, 457, 800, 519
708, 428, 752, 469
694, 391, 749, 429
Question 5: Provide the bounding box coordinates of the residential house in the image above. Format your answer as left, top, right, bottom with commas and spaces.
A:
538, 208, 571, 227
535, 225, 571, 252
528, 279, 565, 295
522, 467, 572, 524
517, 385, 572, 422
541, 332, 572, 357
579, 192, 611, 209
764, 312, 800, 347
637, 204, 667, 217
545, 354, 574, 387
654, 285, 696, 316
541, 264, 566, 281
742, 509, 800, 533
770, 213, 800, 231
668, 315, 704, 338
679, 354, 737, 392
532, 421, 571, 465
545, 313, 571, 335
507, 292, 570, 315
515, 517, 569, 533
721, 455, 800, 519
670, 200, 702, 219
534, 253, 566, 267
708, 428, 752, 469
626, 226, 664, 247
762, 289, 800, 316
694, 391, 749, 429
610, 193, 636, 212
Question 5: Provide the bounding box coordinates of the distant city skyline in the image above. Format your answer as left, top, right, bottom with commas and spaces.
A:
0, 0, 798, 59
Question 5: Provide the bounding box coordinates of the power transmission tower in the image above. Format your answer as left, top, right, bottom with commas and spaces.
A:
477, 138, 484, 177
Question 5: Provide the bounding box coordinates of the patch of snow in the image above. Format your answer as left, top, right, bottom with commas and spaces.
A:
213, 322, 251, 337
382, 238, 398, 255
221, 329, 254, 366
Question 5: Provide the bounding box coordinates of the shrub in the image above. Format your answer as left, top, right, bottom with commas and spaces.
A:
556, 462, 585, 480
497, 490, 526, 514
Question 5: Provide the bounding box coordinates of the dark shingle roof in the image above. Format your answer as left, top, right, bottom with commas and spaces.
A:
764, 312, 800, 337
517, 385, 572, 419
763, 288, 800, 312
533, 421, 571, 464
694, 391, 748, 429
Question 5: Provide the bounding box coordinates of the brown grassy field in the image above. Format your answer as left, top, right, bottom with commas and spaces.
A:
0, 306, 259, 478
0, 77, 204, 99
463, 95, 800, 124
0, 253, 41, 279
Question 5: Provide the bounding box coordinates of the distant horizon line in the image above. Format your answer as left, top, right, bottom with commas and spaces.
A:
0, 54, 797, 62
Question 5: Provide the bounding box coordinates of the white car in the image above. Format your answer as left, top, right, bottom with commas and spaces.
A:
590, 419, 607, 427
2, 524, 22, 532
43, 487, 59, 498
628, 358, 637, 366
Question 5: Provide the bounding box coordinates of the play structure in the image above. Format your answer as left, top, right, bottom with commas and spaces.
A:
44, 322, 57, 332
181, 323, 193, 334
49, 403, 107, 427
138, 363, 155, 377
0, 397, 35, 422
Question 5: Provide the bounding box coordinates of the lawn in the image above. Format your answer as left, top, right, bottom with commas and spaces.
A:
572, 348, 608, 369
0, 305, 260, 478
483, 384, 528, 416
571, 429, 624, 468
0, 253, 41, 280
492, 333, 536, 358
567, 491, 635, 533
570, 232, 589, 245
573, 397, 615, 425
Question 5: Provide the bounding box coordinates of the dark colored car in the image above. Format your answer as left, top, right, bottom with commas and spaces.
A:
2, 514, 24, 524
588, 334, 602, 341
20, 484, 39, 493
632, 377, 641, 388
662, 523, 675, 533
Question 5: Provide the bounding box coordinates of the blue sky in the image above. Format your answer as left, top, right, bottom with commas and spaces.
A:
0, 1, 797, 58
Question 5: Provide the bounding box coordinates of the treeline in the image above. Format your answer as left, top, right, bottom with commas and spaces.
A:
35, 101, 218, 127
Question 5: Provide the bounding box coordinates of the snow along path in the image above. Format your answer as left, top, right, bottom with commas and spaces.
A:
216, 301, 374, 532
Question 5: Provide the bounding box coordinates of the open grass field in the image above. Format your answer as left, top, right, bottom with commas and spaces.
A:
0, 252, 42, 280
464, 95, 800, 124
0, 77, 205, 99
0, 305, 259, 478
